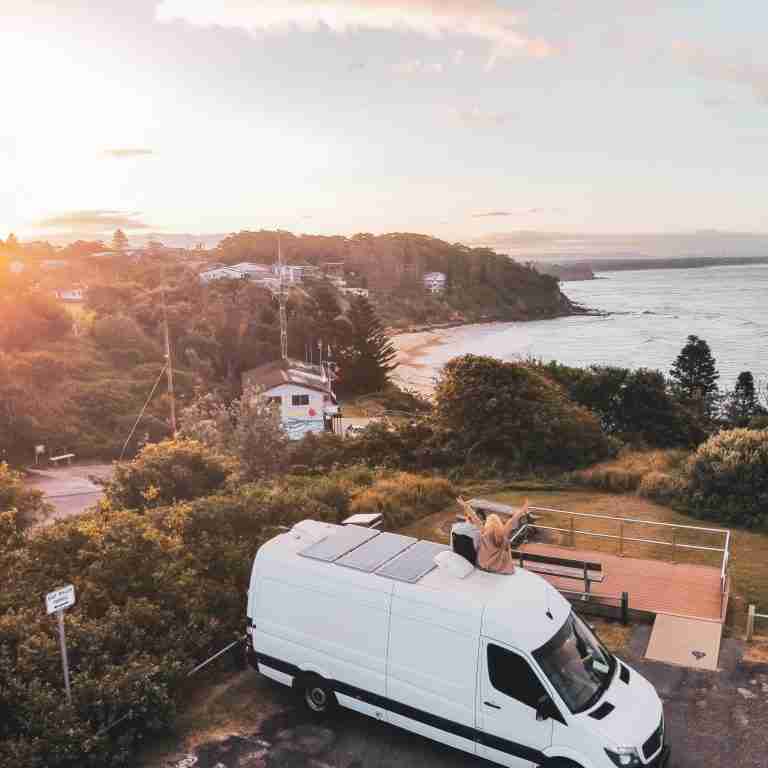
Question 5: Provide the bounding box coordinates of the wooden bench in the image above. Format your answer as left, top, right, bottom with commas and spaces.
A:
511, 550, 604, 593
50, 453, 75, 466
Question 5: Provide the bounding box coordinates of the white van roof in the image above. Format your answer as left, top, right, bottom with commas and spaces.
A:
256, 520, 571, 652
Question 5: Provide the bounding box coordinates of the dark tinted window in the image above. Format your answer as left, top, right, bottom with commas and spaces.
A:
291, 394, 310, 406
488, 644, 548, 709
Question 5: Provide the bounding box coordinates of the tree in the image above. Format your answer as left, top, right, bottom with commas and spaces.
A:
670, 335, 720, 418
434, 355, 615, 470
724, 371, 760, 427
179, 386, 288, 479
335, 296, 396, 395
112, 228, 128, 252
5, 233, 19, 252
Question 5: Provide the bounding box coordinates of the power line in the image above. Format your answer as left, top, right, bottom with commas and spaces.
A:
119, 363, 168, 461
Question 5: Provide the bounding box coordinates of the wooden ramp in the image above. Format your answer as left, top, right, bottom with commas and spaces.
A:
645, 614, 722, 671
518, 542, 726, 622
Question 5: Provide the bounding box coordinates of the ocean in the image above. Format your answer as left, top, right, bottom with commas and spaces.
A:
396, 263, 768, 393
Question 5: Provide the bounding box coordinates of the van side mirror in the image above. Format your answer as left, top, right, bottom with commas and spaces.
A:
536, 695, 557, 722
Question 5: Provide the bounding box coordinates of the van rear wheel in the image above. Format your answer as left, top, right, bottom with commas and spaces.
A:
299, 674, 338, 717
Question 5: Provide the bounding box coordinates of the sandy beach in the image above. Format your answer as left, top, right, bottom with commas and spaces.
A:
391, 328, 446, 394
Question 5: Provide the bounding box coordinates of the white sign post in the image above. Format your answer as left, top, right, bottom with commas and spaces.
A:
46, 585, 75, 704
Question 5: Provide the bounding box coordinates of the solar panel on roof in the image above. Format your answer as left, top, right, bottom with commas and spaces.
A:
336, 532, 416, 573
375, 540, 449, 583
300, 525, 380, 562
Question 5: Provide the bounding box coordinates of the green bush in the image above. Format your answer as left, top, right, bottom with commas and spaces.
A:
435, 355, 616, 471
105, 439, 231, 511
685, 428, 768, 527
0, 463, 51, 527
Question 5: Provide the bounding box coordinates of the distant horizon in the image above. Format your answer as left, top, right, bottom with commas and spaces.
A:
8, 227, 768, 263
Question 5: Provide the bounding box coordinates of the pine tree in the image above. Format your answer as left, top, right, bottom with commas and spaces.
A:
670, 334, 720, 418
724, 371, 759, 426
112, 228, 128, 252
335, 296, 397, 395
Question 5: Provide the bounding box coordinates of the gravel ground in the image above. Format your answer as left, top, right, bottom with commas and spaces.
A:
161, 629, 768, 768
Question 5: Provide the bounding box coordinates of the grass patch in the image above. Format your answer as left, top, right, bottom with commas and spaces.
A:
589, 618, 633, 654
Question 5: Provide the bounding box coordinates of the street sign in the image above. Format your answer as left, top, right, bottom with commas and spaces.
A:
45, 585, 75, 705
45, 584, 75, 615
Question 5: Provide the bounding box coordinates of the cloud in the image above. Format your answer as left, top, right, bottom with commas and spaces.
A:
453, 107, 516, 126
36, 210, 150, 231
393, 58, 444, 75
471, 208, 563, 218
104, 148, 154, 158
673, 41, 768, 104
155, 1, 557, 66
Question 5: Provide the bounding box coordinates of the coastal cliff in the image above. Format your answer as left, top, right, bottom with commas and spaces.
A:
217, 230, 579, 329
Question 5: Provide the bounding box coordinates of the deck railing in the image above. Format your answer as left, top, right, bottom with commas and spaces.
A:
746, 605, 768, 642
511, 506, 731, 614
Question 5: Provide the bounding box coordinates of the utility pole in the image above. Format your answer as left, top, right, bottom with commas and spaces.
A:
277, 229, 288, 361
161, 284, 177, 435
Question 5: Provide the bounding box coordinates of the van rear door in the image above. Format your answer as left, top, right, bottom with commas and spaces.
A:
477, 638, 554, 768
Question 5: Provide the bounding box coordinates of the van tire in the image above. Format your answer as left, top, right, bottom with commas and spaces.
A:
542, 760, 584, 768
298, 674, 338, 717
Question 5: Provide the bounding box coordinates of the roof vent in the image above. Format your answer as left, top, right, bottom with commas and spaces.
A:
433, 550, 475, 579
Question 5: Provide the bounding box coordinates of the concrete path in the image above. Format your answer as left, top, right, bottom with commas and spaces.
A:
25, 463, 113, 524
161, 629, 768, 768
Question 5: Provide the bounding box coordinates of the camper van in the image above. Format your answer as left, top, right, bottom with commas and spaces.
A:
246, 520, 669, 768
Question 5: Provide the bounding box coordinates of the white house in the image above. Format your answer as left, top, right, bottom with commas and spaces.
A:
230, 262, 272, 279
242, 359, 339, 440
200, 266, 245, 283
53, 286, 86, 302
423, 271, 447, 293
339, 286, 370, 298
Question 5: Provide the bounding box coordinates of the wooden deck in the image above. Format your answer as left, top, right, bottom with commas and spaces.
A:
518, 542, 727, 622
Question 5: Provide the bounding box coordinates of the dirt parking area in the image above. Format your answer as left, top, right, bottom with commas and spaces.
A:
154, 628, 768, 768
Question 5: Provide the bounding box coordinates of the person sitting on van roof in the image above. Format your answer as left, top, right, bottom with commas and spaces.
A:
457, 497, 529, 575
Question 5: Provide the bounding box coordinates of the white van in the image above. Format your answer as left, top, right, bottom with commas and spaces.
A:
246, 521, 669, 768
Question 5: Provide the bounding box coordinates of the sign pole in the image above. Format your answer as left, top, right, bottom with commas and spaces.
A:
57, 609, 72, 705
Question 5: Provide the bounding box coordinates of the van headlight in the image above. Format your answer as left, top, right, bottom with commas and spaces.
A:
605, 746, 642, 766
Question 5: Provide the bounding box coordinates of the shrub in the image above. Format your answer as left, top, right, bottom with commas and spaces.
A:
637, 471, 686, 505
349, 473, 456, 528
105, 439, 230, 511
685, 428, 768, 527
570, 450, 688, 494
0, 462, 51, 527
435, 355, 616, 471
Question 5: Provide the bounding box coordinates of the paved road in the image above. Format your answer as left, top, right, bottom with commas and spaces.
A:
163, 629, 768, 768
25, 463, 113, 524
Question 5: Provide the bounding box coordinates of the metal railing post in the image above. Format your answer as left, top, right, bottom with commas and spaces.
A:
621, 592, 629, 625
583, 563, 590, 594
618, 521, 624, 557
569, 516, 575, 548
747, 605, 756, 643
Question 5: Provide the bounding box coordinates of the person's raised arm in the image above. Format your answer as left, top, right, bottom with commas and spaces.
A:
503, 498, 530, 537
457, 497, 482, 527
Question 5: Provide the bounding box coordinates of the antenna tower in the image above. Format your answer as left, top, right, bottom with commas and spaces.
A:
277, 229, 288, 360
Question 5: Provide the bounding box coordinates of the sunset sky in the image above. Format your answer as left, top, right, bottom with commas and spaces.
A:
2, 1, 767, 242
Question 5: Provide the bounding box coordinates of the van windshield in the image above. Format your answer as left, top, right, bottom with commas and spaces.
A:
532, 612, 615, 713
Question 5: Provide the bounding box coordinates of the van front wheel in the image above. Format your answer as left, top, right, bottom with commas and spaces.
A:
299, 674, 338, 717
